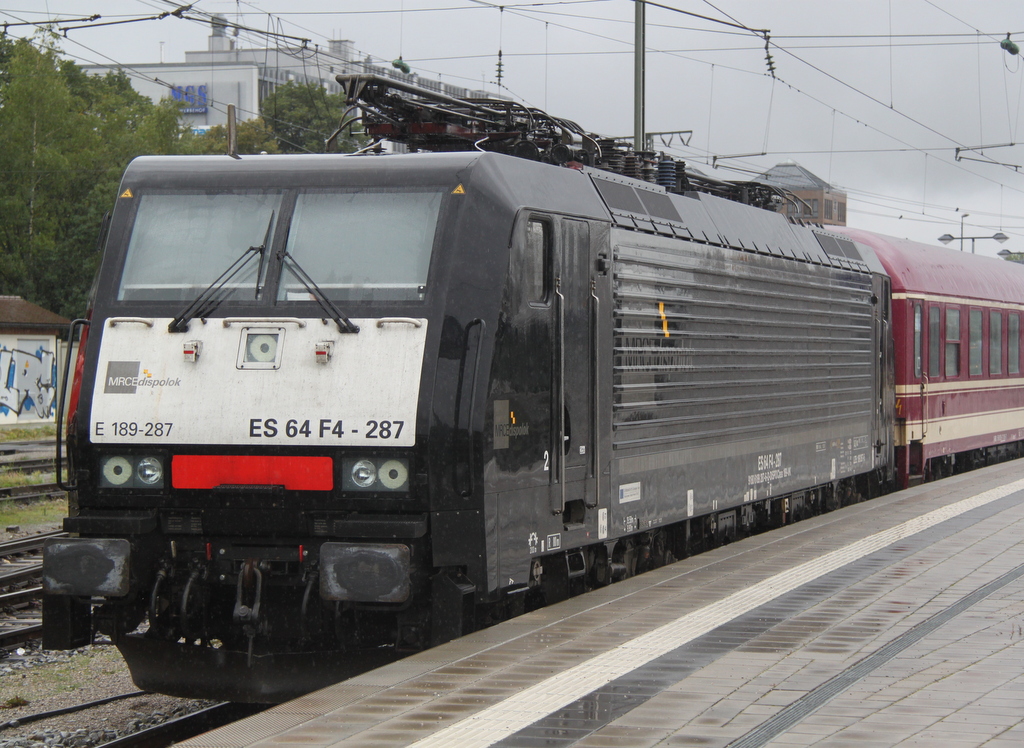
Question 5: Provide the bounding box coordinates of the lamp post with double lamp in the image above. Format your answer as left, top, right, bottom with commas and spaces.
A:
937, 229, 1009, 253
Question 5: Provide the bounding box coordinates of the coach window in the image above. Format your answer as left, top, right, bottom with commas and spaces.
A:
1010, 314, 1021, 375
525, 218, 551, 304
913, 304, 923, 378
990, 311, 1003, 375
969, 309, 983, 376
929, 306, 941, 377
945, 308, 961, 377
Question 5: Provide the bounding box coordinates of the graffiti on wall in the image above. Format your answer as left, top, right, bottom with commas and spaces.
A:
1, 342, 57, 420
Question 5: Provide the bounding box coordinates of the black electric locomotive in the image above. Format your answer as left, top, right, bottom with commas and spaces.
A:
43, 80, 896, 703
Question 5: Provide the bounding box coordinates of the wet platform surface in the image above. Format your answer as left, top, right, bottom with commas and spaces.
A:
179, 461, 1024, 747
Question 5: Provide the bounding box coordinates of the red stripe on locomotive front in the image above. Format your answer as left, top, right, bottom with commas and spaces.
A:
171, 455, 334, 490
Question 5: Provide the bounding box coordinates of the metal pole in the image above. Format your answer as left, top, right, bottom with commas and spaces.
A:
634, 0, 645, 152
227, 102, 240, 159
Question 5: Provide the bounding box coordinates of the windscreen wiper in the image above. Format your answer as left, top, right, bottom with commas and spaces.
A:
280, 252, 360, 333
168, 213, 275, 333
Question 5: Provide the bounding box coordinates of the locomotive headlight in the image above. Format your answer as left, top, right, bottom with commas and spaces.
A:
342, 457, 411, 492
136, 456, 164, 486
245, 333, 278, 363
236, 327, 285, 370
99, 455, 166, 489
101, 456, 132, 486
378, 459, 409, 490
351, 459, 377, 488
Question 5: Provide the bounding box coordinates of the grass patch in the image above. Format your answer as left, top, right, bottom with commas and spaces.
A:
0, 497, 67, 530
28, 648, 126, 694
0, 469, 52, 489
0, 424, 56, 442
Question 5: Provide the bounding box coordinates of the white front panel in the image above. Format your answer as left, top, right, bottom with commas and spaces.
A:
89, 317, 427, 446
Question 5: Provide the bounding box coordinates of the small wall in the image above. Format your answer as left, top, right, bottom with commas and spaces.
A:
0, 333, 59, 425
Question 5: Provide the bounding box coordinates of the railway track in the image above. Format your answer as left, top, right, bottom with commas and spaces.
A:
0, 455, 62, 474
0, 481, 65, 504
101, 702, 264, 748
1, 438, 61, 483
0, 438, 55, 456
1, 530, 66, 648
0, 697, 263, 748
1, 438, 66, 503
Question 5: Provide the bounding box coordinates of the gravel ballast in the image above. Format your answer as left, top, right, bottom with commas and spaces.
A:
0, 642, 216, 748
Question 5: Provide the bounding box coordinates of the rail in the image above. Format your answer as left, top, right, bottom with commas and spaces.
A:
99, 702, 265, 748
0, 530, 66, 648
1, 529, 66, 556
2, 457, 61, 473
0, 482, 65, 505
0, 695, 263, 746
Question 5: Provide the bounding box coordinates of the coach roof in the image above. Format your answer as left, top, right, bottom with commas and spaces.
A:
835, 227, 1024, 303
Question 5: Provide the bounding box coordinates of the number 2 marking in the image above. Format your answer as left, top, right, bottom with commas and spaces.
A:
543, 450, 550, 472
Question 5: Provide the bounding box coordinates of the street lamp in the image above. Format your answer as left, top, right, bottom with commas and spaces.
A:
937, 230, 1008, 253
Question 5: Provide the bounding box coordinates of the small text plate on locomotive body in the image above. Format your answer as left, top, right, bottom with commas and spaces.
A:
89, 317, 428, 446
618, 481, 642, 504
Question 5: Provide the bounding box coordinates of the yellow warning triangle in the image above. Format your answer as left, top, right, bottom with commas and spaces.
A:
119, 188, 133, 198
452, 184, 466, 195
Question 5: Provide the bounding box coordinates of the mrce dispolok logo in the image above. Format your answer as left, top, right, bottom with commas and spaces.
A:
103, 361, 181, 394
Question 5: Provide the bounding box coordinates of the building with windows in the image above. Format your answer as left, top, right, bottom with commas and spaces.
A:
757, 161, 847, 226
82, 15, 488, 133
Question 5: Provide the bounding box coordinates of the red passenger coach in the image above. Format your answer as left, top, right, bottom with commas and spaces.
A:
838, 228, 1024, 488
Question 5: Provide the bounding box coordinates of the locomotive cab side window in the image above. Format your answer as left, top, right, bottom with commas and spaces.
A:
945, 308, 961, 377
1010, 313, 1021, 375
990, 311, 1002, 375
525, 218, 551, 304
969, 309, 983, 376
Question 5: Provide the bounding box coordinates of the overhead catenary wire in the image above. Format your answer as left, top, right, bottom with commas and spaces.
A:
634, 0, 1015, 175
81, 4, 1024, 193
411, 0, 1024, 203
9, 1, 1024, 242
651, 137, 1024, 241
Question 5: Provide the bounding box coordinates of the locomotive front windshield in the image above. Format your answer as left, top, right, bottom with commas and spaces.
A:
278, 189, 442, 303
116, 187, 443, 304
118, 192, 284, 302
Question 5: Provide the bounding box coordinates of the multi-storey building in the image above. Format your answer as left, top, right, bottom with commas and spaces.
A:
758, 160, 847, 226
82, 15, 487, 133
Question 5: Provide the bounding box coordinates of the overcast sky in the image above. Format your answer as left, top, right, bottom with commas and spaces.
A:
8, 1, 1024, 256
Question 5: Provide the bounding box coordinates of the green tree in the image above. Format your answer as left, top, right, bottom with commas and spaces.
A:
0, 33, 194, 317
260, 81, 364, 154
189, 116, 282, 155
0, 35, 93, 316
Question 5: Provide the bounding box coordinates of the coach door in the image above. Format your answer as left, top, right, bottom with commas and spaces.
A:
550, 218, 597, 516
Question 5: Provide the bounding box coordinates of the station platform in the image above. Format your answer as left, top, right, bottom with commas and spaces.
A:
179, 460, 1024, 748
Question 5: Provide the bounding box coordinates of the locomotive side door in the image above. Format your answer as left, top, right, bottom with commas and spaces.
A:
550, 218, 596, 515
